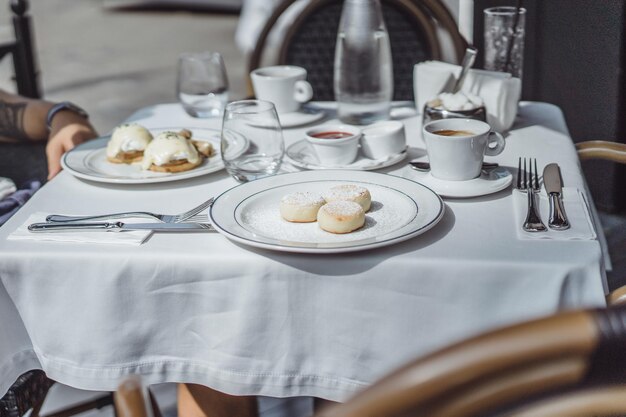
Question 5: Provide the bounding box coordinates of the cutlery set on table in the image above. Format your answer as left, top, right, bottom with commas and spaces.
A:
517, 157, 570, 233
28, 197, 216, 233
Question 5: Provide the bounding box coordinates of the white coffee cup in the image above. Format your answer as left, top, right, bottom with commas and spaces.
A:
251, 66, 313, 114
422, 118, 505, 181
361, 121, 406, 160
305, 124, 361, 166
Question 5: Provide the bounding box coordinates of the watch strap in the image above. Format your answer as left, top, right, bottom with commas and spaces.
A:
46, 101, 89, 129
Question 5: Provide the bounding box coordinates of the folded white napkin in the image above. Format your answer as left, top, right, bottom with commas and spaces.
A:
8, 212, 153, 245
512, 188, 596, 240
0, 177, 16, 200
413, 61, 522, 132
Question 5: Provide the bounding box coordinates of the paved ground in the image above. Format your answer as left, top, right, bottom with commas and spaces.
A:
0, 0, 247, 134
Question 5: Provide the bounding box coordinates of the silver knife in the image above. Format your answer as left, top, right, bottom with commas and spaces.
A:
543, 163, 570, 230
28, 221, 214, 232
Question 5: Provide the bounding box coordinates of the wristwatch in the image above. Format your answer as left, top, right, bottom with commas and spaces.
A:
46, 101, 89, 129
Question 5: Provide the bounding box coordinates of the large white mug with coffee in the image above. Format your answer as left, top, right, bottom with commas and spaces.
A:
422, 118, 505, 181
251, 66, 313, 114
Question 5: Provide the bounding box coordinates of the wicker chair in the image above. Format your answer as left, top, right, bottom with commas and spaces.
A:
247, 0, 467, 101
314, 306, 626, 417
0, 371, 115, 417
577, 140, 626, 306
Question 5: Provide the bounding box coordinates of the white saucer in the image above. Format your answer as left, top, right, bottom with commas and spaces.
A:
406, 166, 512, 198
278, 108, 325, 128
286, 140, 407, 171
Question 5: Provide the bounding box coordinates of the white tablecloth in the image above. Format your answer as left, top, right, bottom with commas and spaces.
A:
0, 102, 607, 401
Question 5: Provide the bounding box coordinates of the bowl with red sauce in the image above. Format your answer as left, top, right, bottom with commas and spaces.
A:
305, 124, 361, 166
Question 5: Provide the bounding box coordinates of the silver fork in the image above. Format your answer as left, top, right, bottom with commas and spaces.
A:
46, 197, 214, 224
518, 157, 546, 232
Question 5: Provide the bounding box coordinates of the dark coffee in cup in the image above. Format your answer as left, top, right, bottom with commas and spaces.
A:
433, 129, 475, 137
311, 131, 354, 139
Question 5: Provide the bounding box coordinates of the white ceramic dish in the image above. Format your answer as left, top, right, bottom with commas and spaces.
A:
286, 140, 407, 171
209, 170, 444, 253
304, 124, 361, 166
62, 127, 231, 184
406, 165, 512, 198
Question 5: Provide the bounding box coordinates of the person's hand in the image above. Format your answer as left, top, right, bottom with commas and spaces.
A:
46, 111, 98, 179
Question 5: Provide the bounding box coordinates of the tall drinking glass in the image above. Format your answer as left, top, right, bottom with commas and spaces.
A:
483, 7, 526, 80
221, 100, 284, 182
177, 51, 229, 118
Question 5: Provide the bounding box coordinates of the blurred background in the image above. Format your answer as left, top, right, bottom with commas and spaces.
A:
0, 0, 247, 133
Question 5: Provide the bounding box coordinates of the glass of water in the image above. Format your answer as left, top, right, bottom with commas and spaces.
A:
177, 51, 229, 118
221, 100, 284, 182
483, 6, 526, 80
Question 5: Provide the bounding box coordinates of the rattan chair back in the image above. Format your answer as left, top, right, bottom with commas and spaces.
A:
248, 0, 467, 101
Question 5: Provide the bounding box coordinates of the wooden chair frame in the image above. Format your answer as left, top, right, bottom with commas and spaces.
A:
315, 307, 626, 417
576, 140, 626, 164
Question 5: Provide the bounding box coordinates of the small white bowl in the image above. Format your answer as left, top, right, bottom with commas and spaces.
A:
360, 121, 406, 160
305, 124, 361, 166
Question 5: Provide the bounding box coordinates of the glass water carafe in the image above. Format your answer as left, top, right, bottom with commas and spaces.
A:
334, 0, 393, 125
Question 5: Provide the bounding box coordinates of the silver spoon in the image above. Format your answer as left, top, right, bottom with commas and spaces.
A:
451, 46, 478, 94
409, 161, 499, 172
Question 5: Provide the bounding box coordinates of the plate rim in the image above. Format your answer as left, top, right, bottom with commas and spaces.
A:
61, 126, 224, 184
208, 170, 445, 254
408, 166, 513, 198
286, 140, 408, 171
279, 108, 326, 128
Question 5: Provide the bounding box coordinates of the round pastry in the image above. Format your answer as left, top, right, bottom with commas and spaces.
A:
280, 192, 326, 223
141, 131, 202, 173
318, 201, 365, 234
106, 124, 153, 164
323, 184, 371, 212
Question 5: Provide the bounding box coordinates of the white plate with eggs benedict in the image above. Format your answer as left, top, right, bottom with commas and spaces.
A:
62, 126, 239, 184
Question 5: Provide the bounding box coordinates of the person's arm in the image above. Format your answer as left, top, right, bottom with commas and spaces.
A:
0, 90, 98, 179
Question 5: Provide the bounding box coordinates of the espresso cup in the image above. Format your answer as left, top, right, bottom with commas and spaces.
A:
422, 118, 505, 181
305, 124, 361, 166
251, 66, 314, 114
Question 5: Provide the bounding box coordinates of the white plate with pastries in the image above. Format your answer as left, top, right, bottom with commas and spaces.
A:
62, 126, 236, 184
209, 170, 444, 254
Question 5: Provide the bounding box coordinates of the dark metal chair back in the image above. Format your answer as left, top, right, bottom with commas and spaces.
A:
0, 0, 40, 98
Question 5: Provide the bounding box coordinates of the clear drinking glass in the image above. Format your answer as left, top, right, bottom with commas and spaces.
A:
221, 100, 284, 182
177, 51, 229, 118
483, 6, 526, 79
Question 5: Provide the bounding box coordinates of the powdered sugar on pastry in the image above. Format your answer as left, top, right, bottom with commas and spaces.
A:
280, 192, 326, 223
323, 184, 371, 212
318, 201, 365, 234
